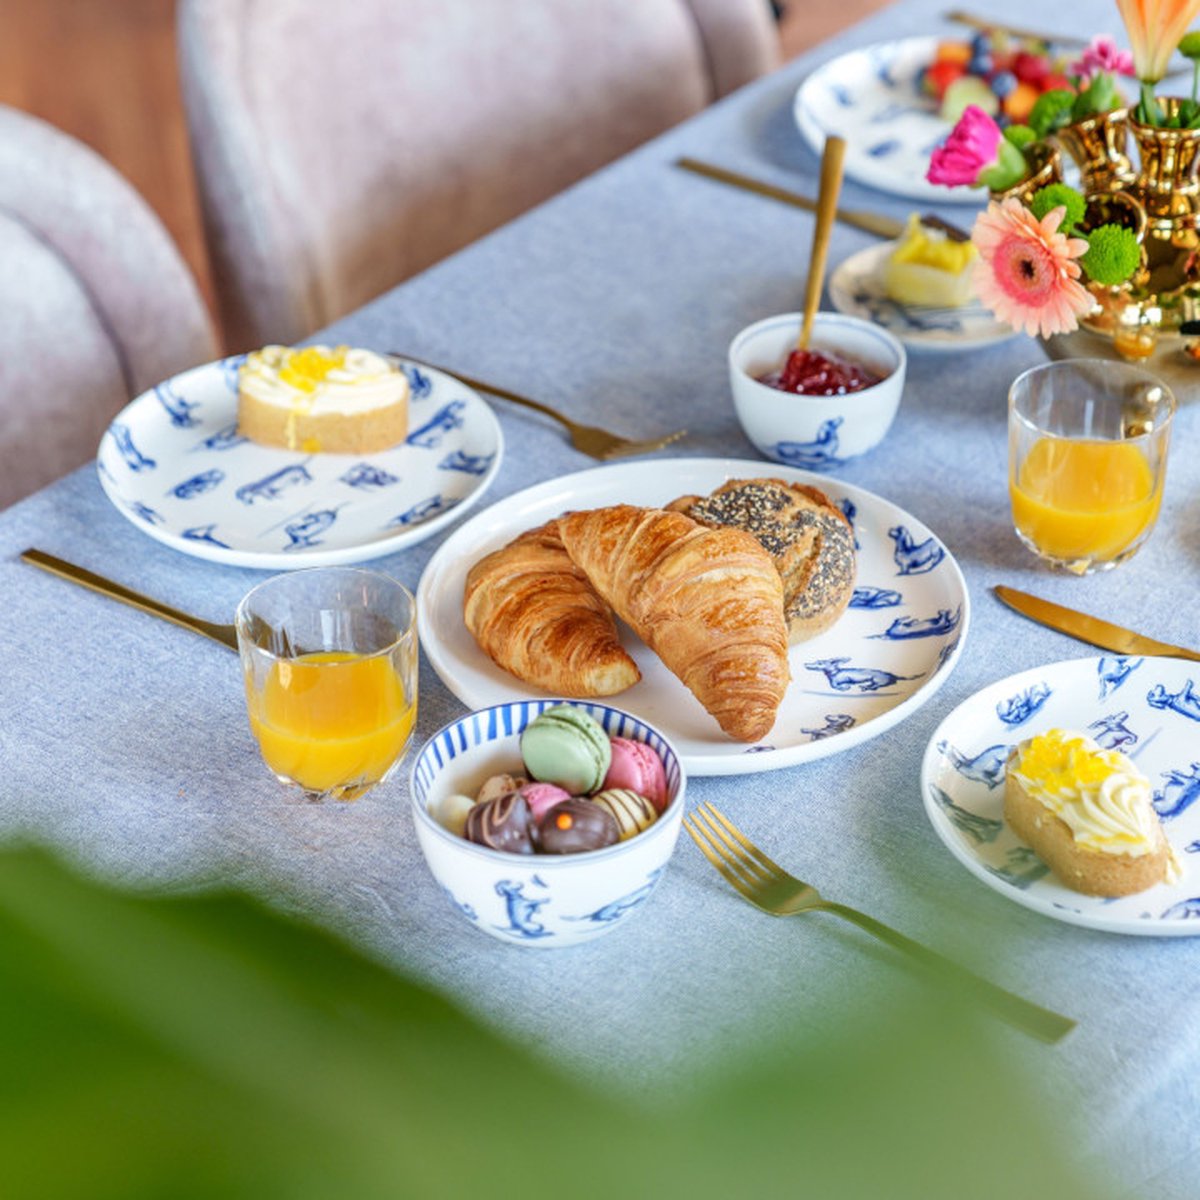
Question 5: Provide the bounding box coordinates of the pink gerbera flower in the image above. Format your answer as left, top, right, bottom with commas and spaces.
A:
972, 199, 1094, 338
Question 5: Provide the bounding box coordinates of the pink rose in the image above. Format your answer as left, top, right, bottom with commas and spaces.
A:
1070, 34, 1135, 81
927, 106, 1023, 189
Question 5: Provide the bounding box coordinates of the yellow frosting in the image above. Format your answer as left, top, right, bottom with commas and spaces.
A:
889, 215, 977, 274
1010, 729, 1170, 863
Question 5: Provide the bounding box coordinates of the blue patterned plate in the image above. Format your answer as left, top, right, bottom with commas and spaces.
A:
794, 36, 982, 205
96, 355, 503, 568
418, 458, 969, 777
922, 657, 1200, 935
829, 242, 1017, 353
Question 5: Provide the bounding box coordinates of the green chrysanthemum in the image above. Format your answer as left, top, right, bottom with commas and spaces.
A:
1003, 124, 1038, 150
1080, 225, 1141, 286
1030, 184, 1087, 233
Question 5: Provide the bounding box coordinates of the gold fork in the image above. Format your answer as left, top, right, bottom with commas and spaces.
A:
685, 803, 1076, 1044
389, 352, 687, 460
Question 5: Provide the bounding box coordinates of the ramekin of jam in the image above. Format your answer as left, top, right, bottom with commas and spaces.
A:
729, 312, 906, 467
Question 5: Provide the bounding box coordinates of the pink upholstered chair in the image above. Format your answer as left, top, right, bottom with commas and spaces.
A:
0, 106, 217, 510
178, 0, 779, 351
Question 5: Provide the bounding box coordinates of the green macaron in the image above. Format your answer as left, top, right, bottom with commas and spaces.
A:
520, 705, 612, 795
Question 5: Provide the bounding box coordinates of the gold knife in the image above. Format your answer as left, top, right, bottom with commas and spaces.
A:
993, 585, 1200, 662
675, 157, 907, 240
942, 10, 1087, 47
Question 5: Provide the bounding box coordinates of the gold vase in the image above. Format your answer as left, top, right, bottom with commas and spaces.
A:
990, 142, 1063, 206
1053, 109, 1133, 192
1042, 100, 1200, 394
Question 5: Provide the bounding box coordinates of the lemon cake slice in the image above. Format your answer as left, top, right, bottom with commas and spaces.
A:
1004, 729, 1179, 897
238, 345, 409, 453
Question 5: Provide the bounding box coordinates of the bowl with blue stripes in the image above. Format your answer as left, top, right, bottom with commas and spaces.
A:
410, 699, 685, 947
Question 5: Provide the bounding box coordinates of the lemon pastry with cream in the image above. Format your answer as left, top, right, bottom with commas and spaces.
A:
1004, 729, 1179, 897
238, 345, 409, 454
883, 215, 977, 308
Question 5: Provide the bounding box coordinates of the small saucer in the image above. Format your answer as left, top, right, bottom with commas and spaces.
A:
830, 242, 1017, 353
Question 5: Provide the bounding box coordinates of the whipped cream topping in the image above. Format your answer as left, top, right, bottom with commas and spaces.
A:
1011, 730, 1174, 872
239, 345, 407, 415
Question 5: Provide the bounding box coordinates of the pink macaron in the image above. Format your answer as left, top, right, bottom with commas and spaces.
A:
518, 781, 573, 821
601, 737, 667, 813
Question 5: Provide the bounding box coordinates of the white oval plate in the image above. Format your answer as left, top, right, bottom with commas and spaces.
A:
921, 657, 1200, 935
794, 36, 981, 205
830, 242, 1017, 353
96, 356, 503, 569
417, 458, 969, 776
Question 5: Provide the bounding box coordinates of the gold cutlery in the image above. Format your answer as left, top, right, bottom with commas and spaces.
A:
389, 353, 686, 461
798, 135, 846, 350
685, 803, 1076, 1044
21, 548, 238, 651
676, 156, 908, 239
994, 585, 1200, 662
942, 10, 1087, 47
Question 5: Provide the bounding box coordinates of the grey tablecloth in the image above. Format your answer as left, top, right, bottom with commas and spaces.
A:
3, 2, 1198, 1195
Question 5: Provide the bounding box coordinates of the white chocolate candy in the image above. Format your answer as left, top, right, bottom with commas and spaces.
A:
590, 788, 657, 841
433, 793, 477, 837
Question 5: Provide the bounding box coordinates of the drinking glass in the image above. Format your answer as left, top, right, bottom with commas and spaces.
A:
1008, 360, 1175, 575
235, 567, 418, 801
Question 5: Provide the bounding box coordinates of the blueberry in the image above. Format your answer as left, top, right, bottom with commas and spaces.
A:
990, 70, 1018, 98
969, 52, 993, 75
970, 31, 990, 56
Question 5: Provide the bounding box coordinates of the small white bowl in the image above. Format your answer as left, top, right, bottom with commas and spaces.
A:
410, 700, 685, 948
729, 312, 906, 468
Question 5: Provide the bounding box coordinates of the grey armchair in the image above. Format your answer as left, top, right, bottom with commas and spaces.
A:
178, 0, 779, 352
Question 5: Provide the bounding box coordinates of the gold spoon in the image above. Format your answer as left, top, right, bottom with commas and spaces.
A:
797, 135, 846, 351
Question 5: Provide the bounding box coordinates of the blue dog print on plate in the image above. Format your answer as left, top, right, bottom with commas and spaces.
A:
401, 364, 433, 399
1153, 763, 1200, 819
235, 463, 313, 505
494, 877, 553, 939
407, 400, 466, 448
805, 657, 921, 692
439, 450, 494, 475
888, 525, 944, 575
800, 713, 855, 740
565, 869, 665, 924
1147, 680, 1200, 722
1161, 897, 1200, 919
937, 741, 1008, 789
154, 380, 201, 428
197, 422, 248, 452
849, 586, 902, 609
109, 422, 156, 472
388, 494, 458, 527
1086, 712, 1138, 752
996, 683, 1051, 727
283, 508, 343, 551
340, 462, 400, 490
169, 468, 224, 500
183, 523, 230, 548
1098, 655, 1142, 699
987, 846, 1051, 890
928, 782, 1002, 845
875, 607, 960, 640
771, 417, 845, 470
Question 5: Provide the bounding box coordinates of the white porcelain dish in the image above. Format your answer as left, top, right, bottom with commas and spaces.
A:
96, 355, 503, 568
728, 312, 905, 466
794, 36, 980, 205
410, 700, 685, 947
922, 656, 1200, 935
417, 458, 969, 777
829, 243, 1018, 353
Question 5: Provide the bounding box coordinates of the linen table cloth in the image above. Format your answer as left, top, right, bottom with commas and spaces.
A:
2, 2, 1197, 1194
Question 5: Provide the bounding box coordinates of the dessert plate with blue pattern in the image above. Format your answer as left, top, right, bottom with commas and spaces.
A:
794, 36, 982, 205
922, 657, 1200, 935
418, 458, 969, 777
96, 355, 503, 568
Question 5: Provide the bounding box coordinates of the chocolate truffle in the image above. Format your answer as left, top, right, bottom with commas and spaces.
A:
464, 792, 535, 854
536, 799, 620, 855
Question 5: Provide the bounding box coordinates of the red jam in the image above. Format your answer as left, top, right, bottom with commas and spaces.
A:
758, 349, 882, 397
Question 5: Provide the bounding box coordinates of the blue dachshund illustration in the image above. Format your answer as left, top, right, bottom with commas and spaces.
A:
169, 468, 224, 500
283, 507, 344, 551
153, 380, 201, 428
128, 500, 164, 525
388, 494, 458, 527
494, 878, 553, 939
936, 741, 1009, 789
198, 422, 249, 452
1161, 896, 1200, 920
888, 525, 945, 575
1097, 655, 1143, 700
804, 657, 921, 693
800, 713, 855, 740
401, 364, 433, 399
1086, 712, 1137, 752
996, 683, 1051, 727
838, 497, 861, 548
1153, 763, 1200, 819
182, 523, 230, 548
935, 637, 960, 672
988, 846, 1050, 890
876, 607, 960, 640
439, 449, 494, 475
218, 353, 248, 391
340, 462, 400, 490
235, 463, 313, 505
928, 783, 1002, 845
407, 400, 466, 448
108, 422, 156, 472
566, 869, 664, 924
1147, 680, 1200, 722
771, 417, 845, 470
849, 586, 902, 609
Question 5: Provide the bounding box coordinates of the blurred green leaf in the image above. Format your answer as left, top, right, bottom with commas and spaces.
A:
0, 847, 1119, 1200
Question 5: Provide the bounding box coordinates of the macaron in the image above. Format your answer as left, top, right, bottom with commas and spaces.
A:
602, 736, 668, 813
520, 705, 612, 794
518, 781, 572, 821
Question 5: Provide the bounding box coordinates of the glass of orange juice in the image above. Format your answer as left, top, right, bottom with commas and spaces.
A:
235, 568, 418, 801
1009, 360, 1175, 575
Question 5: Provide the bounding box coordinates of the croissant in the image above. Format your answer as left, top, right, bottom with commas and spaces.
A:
556, 505, 789, 742
463, 521, 641, 697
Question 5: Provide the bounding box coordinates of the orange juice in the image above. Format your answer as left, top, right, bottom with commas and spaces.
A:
247, 651, 416, 796
1010, 437, 1161, 563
